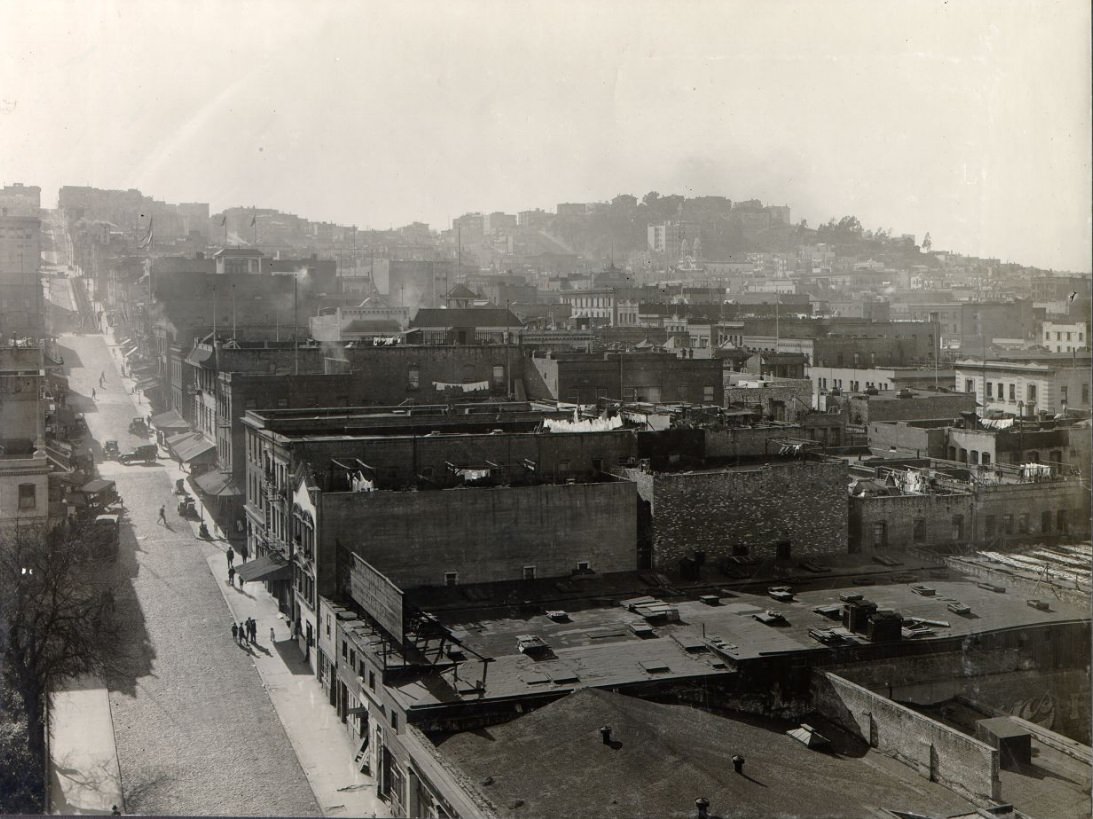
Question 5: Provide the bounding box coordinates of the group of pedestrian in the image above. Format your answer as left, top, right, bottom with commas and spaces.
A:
231, 617, 259, 645
227, 565, 245, 589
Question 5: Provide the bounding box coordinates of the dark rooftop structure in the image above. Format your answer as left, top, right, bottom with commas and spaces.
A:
434, 688, 978, 819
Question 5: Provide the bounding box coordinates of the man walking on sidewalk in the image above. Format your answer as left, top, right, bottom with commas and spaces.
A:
228, 566, 236, 586
231, 622, 238, 643
226, 546, 235, 569
157, 505, 167, 525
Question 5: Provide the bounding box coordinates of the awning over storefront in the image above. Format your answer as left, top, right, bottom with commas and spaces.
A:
151, 409, 189, 432
166, 431, 216, 464
193, 470, 242, 497
236, 554, 292, 582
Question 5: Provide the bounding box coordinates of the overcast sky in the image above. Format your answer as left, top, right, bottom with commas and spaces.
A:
1, 0, 1089, 271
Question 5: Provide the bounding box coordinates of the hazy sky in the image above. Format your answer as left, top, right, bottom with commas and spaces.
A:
1, 1, 1089, 271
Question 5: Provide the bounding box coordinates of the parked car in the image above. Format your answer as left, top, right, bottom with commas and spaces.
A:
129, 417, 149, 435
103, 440, 120, 460
119, 444, 158, 465
87, 513, 120, 561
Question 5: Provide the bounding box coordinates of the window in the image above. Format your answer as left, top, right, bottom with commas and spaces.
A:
576, 561, 590, 572
1027, 384, 1037, 404
341, 640, 348, 660
986, 383, 993, 398
912, 519, 926, 543
964, 379, 974, 394
1003, 514, 1014, 534
997, 382, 1003, 399
18, 483, 36, 510
368, 670, 376, 691
523, 566, 536, 581
1041, 511, 1052, 533
444, 571, 458, 587
703, 385, 715, 403
390, 711, 398, 730
492, 365, 505, 386
408, 365, 420, 390
1009, 384, 1016, 401
952, 514, 965, 541
1017, 514, 1029, 534
1061, 385, 1069, 403
1057, 509, 1068, 533
982, 452, 991, 465
985, 516, 997, 537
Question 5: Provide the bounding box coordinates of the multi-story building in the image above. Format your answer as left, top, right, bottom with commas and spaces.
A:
0, 184, 42, 339
1042, 321, 1087, 353
954, 352, 1092, 417
0, 346, 50, 534
241, 404, 639, 668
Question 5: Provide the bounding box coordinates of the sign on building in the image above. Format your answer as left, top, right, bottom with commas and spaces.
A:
349, 554, 404, 643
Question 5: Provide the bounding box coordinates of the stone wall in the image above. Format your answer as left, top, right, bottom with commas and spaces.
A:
811, 671, 1000, 805
849, 492, 974, 553
624, 458, 848, 566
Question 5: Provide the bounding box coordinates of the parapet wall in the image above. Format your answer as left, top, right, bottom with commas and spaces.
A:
811, 671, 1000, 805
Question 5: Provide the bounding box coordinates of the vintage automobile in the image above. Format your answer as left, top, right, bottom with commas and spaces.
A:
86, 513, 120, 561
119, 443, 158, 465
129, 417, 149, 435
103, 440, 120, 460
73, 479, 121, 519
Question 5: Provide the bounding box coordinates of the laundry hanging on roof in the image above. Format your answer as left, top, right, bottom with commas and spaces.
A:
543, 414, 623, 433
455, 467, 490, 481
350, 471, 375, 492
433, 380, 490, 392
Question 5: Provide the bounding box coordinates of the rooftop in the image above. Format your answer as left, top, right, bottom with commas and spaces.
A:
382, 572, 1088, 710
433, 688, 977, 819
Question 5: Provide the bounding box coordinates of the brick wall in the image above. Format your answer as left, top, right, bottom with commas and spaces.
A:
851, 393, 976, 424
849, 479, 1091, 551
620, 459, 848, 566
849, 493, 974, 552
705, 426, 801, 459
867, 420, 949, 458
336, 345, 516, 403
811, 671, 1000, 805
320, 479, 637, 588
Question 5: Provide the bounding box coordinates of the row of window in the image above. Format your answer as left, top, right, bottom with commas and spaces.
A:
874, 509, 1072, 546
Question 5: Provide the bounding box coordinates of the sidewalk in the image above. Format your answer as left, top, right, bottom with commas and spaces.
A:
210, 551, 385, 818
49, 677, 124, 816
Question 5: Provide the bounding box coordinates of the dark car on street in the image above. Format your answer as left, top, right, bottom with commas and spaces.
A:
119, 443, 158, 465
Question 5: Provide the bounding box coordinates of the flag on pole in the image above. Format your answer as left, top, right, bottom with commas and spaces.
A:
138, 217, 154, 250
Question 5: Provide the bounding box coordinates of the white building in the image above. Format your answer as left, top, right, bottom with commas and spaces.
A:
1042, 321, 1087, 353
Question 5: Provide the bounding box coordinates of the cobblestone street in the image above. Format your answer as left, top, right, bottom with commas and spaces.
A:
60, 331, 322, 816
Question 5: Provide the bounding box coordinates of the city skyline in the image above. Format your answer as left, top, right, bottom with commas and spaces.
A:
1, 0, 1090, 272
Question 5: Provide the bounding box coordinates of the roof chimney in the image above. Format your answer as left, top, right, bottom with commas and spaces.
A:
694, 797, 710, 819
599, 725, 612, 745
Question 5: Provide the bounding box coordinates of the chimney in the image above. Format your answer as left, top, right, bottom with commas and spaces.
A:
599, 725, 612, 744
695, 798, 710, 819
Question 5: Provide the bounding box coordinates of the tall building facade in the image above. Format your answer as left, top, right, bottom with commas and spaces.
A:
0, 184, 42, 339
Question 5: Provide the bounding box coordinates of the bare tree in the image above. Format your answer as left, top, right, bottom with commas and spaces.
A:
0, 521, 121, 783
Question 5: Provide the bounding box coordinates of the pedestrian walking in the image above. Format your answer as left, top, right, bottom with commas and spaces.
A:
270, 626, 275, 643
231, 623, 238, 642
250, 619, 257, 642
91, 387, 96, 400
228, 566, 236, 585
238, 622, 246, 644
238, 575, 245, 590
157, 505, 166, 525
226, 546, 235, 568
